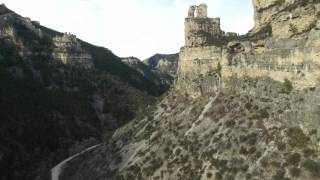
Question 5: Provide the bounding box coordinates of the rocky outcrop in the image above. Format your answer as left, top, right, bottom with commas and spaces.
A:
0, 6, 92, 68
184, 4, 238, 47
121, 56, 170, 92
143, 53, 179, 86
174, 1, 320, 146
176, 1, 320, 96
52, 33, 93, 68
252, 0, 319, 38
144, 54, 178, 77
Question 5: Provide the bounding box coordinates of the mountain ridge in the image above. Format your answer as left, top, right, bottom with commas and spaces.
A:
0, 4, 158, 180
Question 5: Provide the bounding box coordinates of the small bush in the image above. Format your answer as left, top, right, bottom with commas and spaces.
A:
283, 78, 293, 93
245, 173, 252, 180
175, 148, 182, 156
277, 142, 286, 151
287, 127, 310, 148
286, 153, 301, 166
303, 148, 316, 158
302, 159, 320, 177
289, 167, 301, 177
215, 171, 223, 180
251, 108, 269, 119
217, 62, 222, 77
289, 23, 298, 34
225, 119, 235, 127
273, 169, 285, 180
245, 102, 252, 110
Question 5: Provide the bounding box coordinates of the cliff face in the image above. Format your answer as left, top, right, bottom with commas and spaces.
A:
174, 0, 320, 138
252, 0, 319, 38
176, 0, 320, 96
0, 10, 92, 68
143, 53, 179, 86
121, 56, 170, 93
52, 33, 93, 68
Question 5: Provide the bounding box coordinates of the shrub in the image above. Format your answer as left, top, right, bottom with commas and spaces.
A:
289, 167, 301, 177
215, 171, 223, 180
217, 62, 222, 77
245, 102, 252, 110
206, 172, 213, 178
303, 148, 316, 158
289, 23, 298, 34
225, 119, 235, 127
286, 153, 301, 166
287, 127, 310, 148
251, 108, 269, 119
273, 169, 285, 180
175, 148, 182, 156
283, 78, 293, 93
302, 159, 320, 177
277, 142, 286, 151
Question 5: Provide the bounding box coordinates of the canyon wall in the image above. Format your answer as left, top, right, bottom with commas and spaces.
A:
176, 1, 320, 96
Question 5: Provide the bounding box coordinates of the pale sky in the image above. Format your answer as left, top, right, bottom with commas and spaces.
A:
2, 0, 254, 59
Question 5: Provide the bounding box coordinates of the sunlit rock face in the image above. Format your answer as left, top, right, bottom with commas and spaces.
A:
175, 1, 320, 97
52, 33, 93, 68
252, 0, 319, 38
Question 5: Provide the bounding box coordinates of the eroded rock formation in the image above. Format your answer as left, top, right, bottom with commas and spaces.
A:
176, 1, 320, 96
52, 33, 93, 68
252, 0, 319, 38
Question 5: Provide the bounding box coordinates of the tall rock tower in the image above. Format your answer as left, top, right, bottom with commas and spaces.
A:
184, 3, 223, 47
176, 4, 235, 96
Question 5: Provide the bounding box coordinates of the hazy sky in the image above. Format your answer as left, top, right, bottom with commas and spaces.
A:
2, 0, 254, 59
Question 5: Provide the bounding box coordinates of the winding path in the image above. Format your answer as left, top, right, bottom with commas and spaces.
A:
51, 144, 101, 180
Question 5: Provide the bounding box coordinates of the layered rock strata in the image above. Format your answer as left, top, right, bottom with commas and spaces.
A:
52, 33, 93, 68
176, 1, 320, 96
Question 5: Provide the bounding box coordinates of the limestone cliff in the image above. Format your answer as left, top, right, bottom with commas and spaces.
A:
52, 33, 93, 68
121, 56, 170, 93
176, 0, 320, 96
143, 53, 179, 86
252, 0, 319, 38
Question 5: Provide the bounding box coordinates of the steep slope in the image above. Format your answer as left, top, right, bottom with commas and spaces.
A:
121, 57, 169, 93
80, 43, 164, 96
61, 1, 320, 180
0, 4, 155, 180
143, 53, 179, 86
61, 86, 320, 180
6, 8, 165, 96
